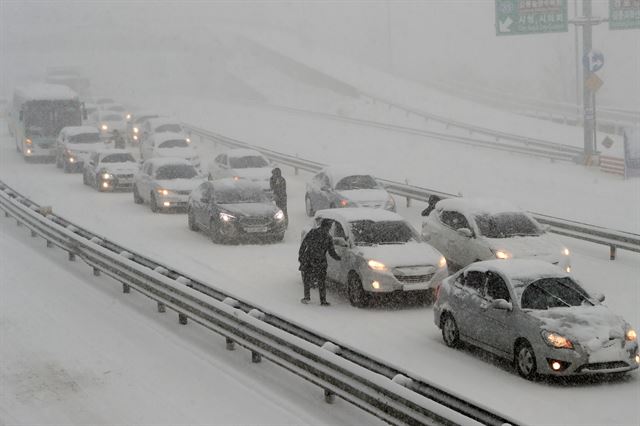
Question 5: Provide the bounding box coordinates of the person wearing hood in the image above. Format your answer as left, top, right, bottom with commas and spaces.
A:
298, 219, 341, 306
112, 129, 125, 149
270, 167, 288, 226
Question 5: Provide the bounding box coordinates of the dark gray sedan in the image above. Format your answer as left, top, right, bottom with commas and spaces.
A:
434, 259, 638, 379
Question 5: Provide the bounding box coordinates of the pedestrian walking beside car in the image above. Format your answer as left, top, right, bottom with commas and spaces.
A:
422, 194, 442, 217
112, 129, 125, 149
298, 219, 341, 306
270, 167, 288, 226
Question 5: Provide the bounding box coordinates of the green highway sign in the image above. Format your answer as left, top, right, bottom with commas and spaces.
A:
609, 0, 640, 30
496, 0, 568, 36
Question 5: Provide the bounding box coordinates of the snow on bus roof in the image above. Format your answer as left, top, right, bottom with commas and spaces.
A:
436, 197, 522, 216
316, 207, 404, 223
15, 83, 78, 101
62, 126, 100, 136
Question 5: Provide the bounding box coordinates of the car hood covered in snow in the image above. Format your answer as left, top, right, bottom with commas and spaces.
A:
338, 189, 389, 203
220, 202, 279, 217
232, 167, 272, 181
102, 162, 139, 174
356, 242, 443, 267
485, 234, 564, 260
156, 147, 197, 159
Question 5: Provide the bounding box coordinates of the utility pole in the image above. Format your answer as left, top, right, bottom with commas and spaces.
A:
581, 0, 596, 160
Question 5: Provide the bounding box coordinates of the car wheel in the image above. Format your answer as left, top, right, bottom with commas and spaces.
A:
305, 195, 315, 217
441, 313, 460, 348
56, 154, 63, 168
347, 273, 369, 308
272, 232, 285, 243
188, 209, 198, 231
209, 220, 224, 244
150, 193, 159, 212
515, 341, 538, 380
133, 185, 143, 204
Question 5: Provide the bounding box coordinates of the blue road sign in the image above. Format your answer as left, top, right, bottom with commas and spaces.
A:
583, 50, 605, 72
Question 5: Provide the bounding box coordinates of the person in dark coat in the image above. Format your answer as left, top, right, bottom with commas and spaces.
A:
422, 194, 442, 217
112, 129, 125, 149
298, 219, 341, 306
270, 167, 288, 226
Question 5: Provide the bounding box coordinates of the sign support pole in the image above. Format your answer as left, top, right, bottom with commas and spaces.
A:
582, 0, 596, 161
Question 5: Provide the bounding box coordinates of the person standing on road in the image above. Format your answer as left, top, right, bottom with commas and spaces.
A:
298, 219, 341, 306
270, 167, 288, 226
112, 129, 125, 149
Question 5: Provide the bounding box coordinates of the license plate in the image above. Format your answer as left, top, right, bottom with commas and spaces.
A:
245, 226, 268, 233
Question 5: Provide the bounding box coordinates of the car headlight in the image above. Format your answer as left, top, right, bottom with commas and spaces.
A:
541, 330, 574, 349
274, 210, 285, 221
438, 256, 447, 269
367, 259, 387, 271
186, 137, 191, 143
101, 124, 108, 131
494, 250, 512, 260
626, 328, 637, 342
385, 196, 396, 210
219, 212, 236, 222
126, 113, 131, 120
25, 138, 32, 145
101, 172, 113, 180
133, 127, 139, 134
157, 188, 172, 196
562, 248, 570, 256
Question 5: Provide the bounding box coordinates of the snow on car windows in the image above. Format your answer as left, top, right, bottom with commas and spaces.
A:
101, 153, 135, 163
155, 164, 197, 180
335, 175, 378, 190
159, 139, 188, 148
215, 187, 268, 204
350, 220, 418, 245
229, 155, 269, 169
69, 133, 100, 143
520, 277, 593, 310
474, 213, 542, 238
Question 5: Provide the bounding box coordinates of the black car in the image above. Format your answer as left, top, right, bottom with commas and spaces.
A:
187, 178, 286, 244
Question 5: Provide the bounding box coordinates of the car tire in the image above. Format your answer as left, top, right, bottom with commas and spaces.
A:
210, 220, 224, 244
133, 185, 143, 204
441, 313, 460, 348
347, 273, 369, 308
150, 193, 159, 212
305, 195, 315, 217
273, 232, 285, 243
56, 154, 63, 169
188, 209, 198, 231
515, 341, 538, 380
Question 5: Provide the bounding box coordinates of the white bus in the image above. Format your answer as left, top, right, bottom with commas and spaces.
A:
11, 83, 84, 161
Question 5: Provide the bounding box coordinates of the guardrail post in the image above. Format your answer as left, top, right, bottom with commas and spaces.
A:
122, 283, 130, 293
68, 252, 75, 261
157, 302, 166, 313
178, 313, 188, 325
226, 337, 235, 350
4, 211, 9, 217
610, 245, 617, 260
46, 240, 53, 248
404, 179, 411, 207
93, 267, 100, 276
324, 389, 335, 404
16, 219, 22, 227
251, 351, 262, 363
30, 230, 37, 237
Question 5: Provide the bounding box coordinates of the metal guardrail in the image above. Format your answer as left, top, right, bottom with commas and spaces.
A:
185, 124, 640, 259
0, 180, 517, 426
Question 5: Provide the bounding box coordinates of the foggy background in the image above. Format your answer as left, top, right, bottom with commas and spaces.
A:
1, 1, 639, 109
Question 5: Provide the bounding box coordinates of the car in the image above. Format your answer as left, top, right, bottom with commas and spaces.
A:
208, 148, 273, 194
99, 102, 131, 122
305, 166, 396, 217
421, 198, 571, 272
83, 149, 139, 192
139, 117, 187, 145
127, 111, 160, 144
55, 126, 105, 172
187, 178, 286, 244
94, 110, 127, 138
434, 259, 639, 380
94, 97, 115, 106
303, 208, 448, 307
133, 157, 205, 212
140, 132, 200, 168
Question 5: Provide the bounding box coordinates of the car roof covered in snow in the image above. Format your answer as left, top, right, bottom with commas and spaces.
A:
61, 126, 100, 136
210, 177, 263, 192
151, 132, 189, 143
321, 165, 375, 185
465, 259, 568, 282
225, 148, 266, 158
144, 157, 192, 168
15, 84, 78, 101
315, 207, 405, 223
435, 198, 523, 217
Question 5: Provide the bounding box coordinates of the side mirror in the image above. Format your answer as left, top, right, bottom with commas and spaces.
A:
593, 293, 605, 303
333, 237, 348, 247
457, 228, 473, 238
491, 299, 512, 311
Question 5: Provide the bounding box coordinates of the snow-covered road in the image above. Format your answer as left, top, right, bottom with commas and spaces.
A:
1, 110, 638, 425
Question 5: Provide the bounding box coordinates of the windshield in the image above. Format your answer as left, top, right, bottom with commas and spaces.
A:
520, 277, 592, 310
350, 220, 419, 245
24, 100, 81, 137
155, 164, 197, 180
335, 175, 379, 190
155, 123, 182, 133
474, 213, 542, 238
229, 155, 269, 169
69, 133, 100, 143
101, 153, 135, 163
215, 187, 268, 204
103, 114, 123, 121
159, 139, 188, 148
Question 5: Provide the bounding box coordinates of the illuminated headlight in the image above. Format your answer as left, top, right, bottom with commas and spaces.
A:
133, 127, 139, 134
438, 256, 447, 269
541, 330, 574, 349
25, 138, 32, 145
367, 259, 387, 271
126, 113, 132, 120
219, 212, 235, 222
26, 148, 32, 155
274, 210, 285, 221
133, 135, 138, 141
163, 201, 171, 207
101, 124, 108, 131
565, 266, 571, 273
385, 196, 396, 210
69, 157, 75, 163
562, 248, 570, 256
372, 281, 381, 289
102, 182, 109, 188
186, 137, 191, 143
626, 328, 637, 342
494, 250, 512, 260
157, 188, 171, 196
102, 172, 113, 180
635, 354, 639, 364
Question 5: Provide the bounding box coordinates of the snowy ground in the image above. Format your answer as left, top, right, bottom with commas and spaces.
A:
1, 111, 638, 425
